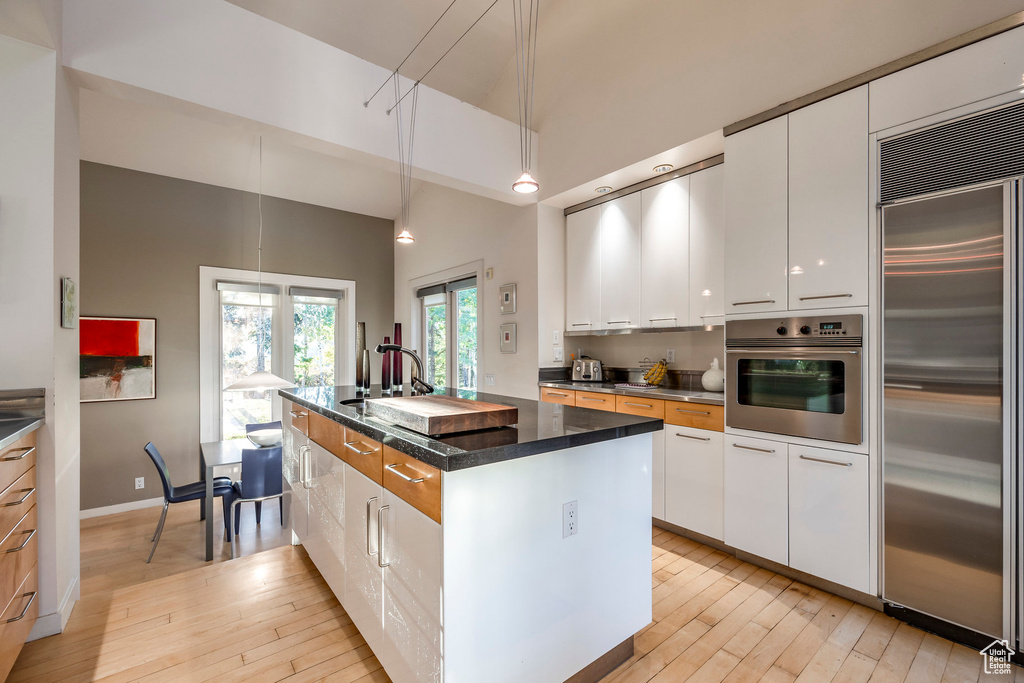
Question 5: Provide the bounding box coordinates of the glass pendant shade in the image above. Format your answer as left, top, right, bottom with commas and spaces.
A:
396, 228, 415, 244
224, 370, 293, 392
512, 171, 539, 194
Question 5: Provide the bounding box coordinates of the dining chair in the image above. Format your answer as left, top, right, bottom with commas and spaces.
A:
143, 442, 234, 563
230, 445, 284, 559
245, 421, 284, 521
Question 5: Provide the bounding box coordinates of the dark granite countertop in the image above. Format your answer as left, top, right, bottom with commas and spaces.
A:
278, 385, 662, 472
538, 381, 725, 406
0, 418, 44, 451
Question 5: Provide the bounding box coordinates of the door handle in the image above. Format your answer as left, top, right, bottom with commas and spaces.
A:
385, 463, 425, 483
377, 505, 391, 568
344, 441, 375, 456
546, 391, 570, 397
4, 529, 36, 553
578, 396, 607, 402
674, 407, 710, 416
799, 454, 853, 467
733, 443, 775, 454
3, 591, 35, 623
624, 402, 653, 408
2, 489, 34, 507
570, 322, 592, 326
649, 317, 677, 322
289, 411, 307, 418
606, 320, 632, 325
675, 433, 711, 442
1, 447, 34, 462
731, 299, 774, 306
366, 497, 377, 557
798, 293, 853, 301
300, 446, 312, 489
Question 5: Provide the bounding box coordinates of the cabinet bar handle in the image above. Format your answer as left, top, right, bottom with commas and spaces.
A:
570, 322, 592, 326
624, 402, 652, 408
674, 407, 711, 415
606, 320, 632, 325
289, 411, 306, 418
579, 396, 606, 402
344, 441, 375, 456
385, 463, 425, 483
731, 299, 775, 306
5, 529, 36, 553
649, 317, 677, 322
365, 497, 377, 557
377, 505, 390, 568
675, 433, 711, 442
300, 446, 312, 490
799, 454, 853, 467
2, 447, 34, 462
798, 293, 853, 301
2, 489, 34, 507
3, 591, 35, 623
546, 391, 570, 397
733, 443, 775, 454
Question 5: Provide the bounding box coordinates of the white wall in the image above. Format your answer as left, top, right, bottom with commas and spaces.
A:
394, 184, 539, 400
536, 203, 566, 369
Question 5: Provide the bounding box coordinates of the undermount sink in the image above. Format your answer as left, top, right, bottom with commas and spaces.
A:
340, 398, 365, 407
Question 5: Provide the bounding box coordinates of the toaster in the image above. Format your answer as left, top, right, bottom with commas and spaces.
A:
572, 358, 603, 382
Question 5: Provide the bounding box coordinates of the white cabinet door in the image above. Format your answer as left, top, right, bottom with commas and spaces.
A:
565, 206, 602, 332
641, 177, 689, 328
789, 445, 869, 593
665, 427, 724, 541
789, 86, 869, 309
282, 411, 308, 542
379, 491, 443, 683
306, 443, 345, 597
724, 436, 788, 565
343, 465, 384, 653
724, 116, 788, 315
599, 193, 642, 330
688, 165, 726, 326
652, 430, 665, 521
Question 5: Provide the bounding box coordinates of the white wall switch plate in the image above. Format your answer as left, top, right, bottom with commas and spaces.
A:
552, 330, 560, 344
562, 500, 578, 538
553, 347, 563, 362
135, 476, 145, 490
666, 348, 675, 363
485, 374, 495, 386
485, 267, 494, 280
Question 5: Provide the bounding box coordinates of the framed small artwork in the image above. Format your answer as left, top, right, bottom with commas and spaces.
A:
500, 323, 517, 354
61, 277, 78, 329
499, 283, 517, 314
80, 317, 157, 402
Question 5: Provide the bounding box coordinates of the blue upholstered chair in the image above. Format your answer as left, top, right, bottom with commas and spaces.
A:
244, 421, 284, 521
230, 446, 284, 559
143, 442, 233, 563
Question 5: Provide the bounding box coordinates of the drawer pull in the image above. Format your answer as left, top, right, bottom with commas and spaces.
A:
377, 505, 390, 568
798, 293, 853, 301
289, 411, 307, 418
2, 488, 34, 507
674, 407, 711, 416
624, 402, 653, 408
386, 463, 425, 484
344, 441, 375, 456
799, 454, 853, 467
2, 447, 34, 462
546, 392, 570, 397
579, 396, 606, 402
733, 443, 775, 454
366, 497, 377, 557
5, 529, 36, 553
731, 299, 775, 306
675, 433, 711, 442
4, 591, 35, 623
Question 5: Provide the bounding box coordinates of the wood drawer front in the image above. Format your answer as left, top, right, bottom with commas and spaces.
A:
308, 411, 346, 458
382, 446, 441, 524
0, 567, 38, 682
575, 391, 617, 412
0, 505, 37, 616
615, 395, 666, 420
664, 402, 724, 431
0, 432, 36, 495
540, 387, 575, 406
0, 468, 35, 543
287, 402, 310, 436
342, 428, 384, 485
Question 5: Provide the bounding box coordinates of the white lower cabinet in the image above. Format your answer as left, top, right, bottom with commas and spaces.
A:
282, 414, 308, 542
305, 442, 345, 598
788, 445, 869, 593
343, 466, 384, 655
652, 430, 665, 520
665, 427, 724, 541
724, 436, 788, 565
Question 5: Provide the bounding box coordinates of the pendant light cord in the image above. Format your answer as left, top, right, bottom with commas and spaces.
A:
393, 78, 420, 229
257, 136, 266, 372
513, 0, 539, 174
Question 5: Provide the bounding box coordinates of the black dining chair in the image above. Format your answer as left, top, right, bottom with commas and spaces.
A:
244, 421, 284, 521
143, 442, 234, 563
230, 446, 284, 559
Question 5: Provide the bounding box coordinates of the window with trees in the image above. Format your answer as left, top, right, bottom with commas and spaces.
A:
420, 276, 477, 392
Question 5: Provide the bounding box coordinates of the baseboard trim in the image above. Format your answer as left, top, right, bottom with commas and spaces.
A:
27, 574, 79, 641
565, 636, 633, 683
80, 496, 165, 519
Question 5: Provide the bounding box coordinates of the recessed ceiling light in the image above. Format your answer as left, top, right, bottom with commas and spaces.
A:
653, 164, 673, 174
595, 186, 613, 194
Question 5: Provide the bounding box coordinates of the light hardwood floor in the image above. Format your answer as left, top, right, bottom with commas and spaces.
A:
10, 511, 1020, 682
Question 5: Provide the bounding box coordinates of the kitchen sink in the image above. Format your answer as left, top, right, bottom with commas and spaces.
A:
339, 398, 365, 408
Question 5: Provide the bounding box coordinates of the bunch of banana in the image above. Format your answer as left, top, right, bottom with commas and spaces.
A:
643, 360, 668, 386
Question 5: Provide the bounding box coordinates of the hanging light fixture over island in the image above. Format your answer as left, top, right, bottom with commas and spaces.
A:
512, 0, 540, 194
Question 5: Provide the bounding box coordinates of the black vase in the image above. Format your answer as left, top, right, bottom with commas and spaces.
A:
381, 336, 391, 393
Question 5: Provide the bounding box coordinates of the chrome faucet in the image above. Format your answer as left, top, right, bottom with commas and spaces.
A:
374, 343, 435, 395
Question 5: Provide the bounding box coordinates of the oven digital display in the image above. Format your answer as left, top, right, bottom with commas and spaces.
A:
819, 322, 843, 331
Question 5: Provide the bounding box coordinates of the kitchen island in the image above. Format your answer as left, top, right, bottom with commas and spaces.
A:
277, 385, 662, 683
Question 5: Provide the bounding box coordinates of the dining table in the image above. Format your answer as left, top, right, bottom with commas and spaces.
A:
199, 439, 254, 561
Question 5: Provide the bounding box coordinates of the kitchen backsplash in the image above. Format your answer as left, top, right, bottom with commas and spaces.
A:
564, 329, 725, 373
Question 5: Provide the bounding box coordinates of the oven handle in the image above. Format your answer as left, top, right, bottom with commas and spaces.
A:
725, 349, 860, 355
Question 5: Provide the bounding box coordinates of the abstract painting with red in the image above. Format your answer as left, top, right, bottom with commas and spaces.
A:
80, 317, 156, 402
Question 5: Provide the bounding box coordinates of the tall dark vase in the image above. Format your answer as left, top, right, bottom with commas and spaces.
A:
361, 350, 371, 392
392, 323, 403, 391
355, 322, 366, 391
381, 336, 391, 393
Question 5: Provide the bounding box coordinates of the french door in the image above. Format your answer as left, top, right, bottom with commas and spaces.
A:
421, 280, 477, 392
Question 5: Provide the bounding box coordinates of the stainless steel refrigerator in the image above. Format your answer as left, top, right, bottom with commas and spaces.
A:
882, 174, 1022, 644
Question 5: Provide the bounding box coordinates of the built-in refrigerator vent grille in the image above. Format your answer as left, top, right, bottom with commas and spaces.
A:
879, 99, 1024, 202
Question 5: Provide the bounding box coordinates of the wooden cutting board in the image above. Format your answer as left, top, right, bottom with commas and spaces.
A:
364, 395, 518, 436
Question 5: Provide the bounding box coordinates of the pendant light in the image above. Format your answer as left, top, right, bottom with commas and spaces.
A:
393, 77, 420, 244
225, 137, 293, 392
512, 0, 540, 194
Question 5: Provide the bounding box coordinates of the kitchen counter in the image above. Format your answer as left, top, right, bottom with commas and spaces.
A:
0, 419, 43, 451
538, 380, 725, 405
278, 385, 662, 472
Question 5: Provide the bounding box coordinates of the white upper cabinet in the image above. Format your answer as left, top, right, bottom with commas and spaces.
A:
641, 177, 689, 328
600, 193, 642, 330
565, 205, 602, 332
724, 115, 789, 315
788, 86, 869, 309
688, 165, 725, 325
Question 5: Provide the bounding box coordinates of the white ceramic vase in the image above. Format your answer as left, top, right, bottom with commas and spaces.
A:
701, 357, 725, 392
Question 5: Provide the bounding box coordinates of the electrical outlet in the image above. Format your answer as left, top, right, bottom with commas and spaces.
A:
135, 476, 145, 490
552, 330, 560, 344
562, 500, 578, 538
666, 348, 675, 363
485, 374, 495, 386
553, 347, 563, 362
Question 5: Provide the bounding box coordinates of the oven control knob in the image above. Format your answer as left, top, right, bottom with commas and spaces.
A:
800, 325, 811, 335
777, 326, 787, 335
